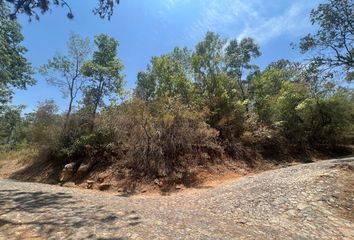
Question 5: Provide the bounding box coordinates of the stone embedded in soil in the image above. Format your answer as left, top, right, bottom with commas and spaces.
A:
98, 183, 111, 191
77, 164, 90, 177
86, 180, 95, 189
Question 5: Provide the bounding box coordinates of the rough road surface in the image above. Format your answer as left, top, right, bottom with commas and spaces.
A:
0, 157, 353, 240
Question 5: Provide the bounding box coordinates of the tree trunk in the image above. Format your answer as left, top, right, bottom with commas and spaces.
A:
89, 78, 105, 133
63, 96, 74, 131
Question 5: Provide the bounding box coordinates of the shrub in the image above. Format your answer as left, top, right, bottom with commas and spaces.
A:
26, 100, 63, 150
100, 97, 220, 179
295, 88, 354, 145
215, 100, 246, 142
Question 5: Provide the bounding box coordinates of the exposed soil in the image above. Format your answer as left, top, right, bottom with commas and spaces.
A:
1, 145, 352, 195
0, 157, 353, 239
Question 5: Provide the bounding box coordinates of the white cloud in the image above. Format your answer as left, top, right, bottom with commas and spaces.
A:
157, 0, 321, 44
162, 0, 191, 10
237, 1, 321, 43
186, 0, 258, 40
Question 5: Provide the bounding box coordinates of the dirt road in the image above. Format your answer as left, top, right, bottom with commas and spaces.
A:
0, 157, 353, 239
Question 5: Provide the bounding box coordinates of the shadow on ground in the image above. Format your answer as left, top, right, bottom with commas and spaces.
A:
0, 188, 141, 239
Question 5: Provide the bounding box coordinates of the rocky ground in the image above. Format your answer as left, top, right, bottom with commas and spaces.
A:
0, 157, 353, 240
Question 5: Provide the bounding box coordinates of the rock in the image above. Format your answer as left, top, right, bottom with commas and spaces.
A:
98, 183, 111, 191
64, 162, 75, 171
77, 164, 90, 177
86, 180, 95, 189
60, 162, 76, 182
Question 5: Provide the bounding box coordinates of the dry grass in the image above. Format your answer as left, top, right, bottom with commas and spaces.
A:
0, 148, 37, 179
0, 148, 37, 163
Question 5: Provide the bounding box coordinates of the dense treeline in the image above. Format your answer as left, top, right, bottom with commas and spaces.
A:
0, 0, 353, 183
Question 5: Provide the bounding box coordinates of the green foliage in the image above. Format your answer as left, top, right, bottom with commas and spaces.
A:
251, 60, 296, 123
103, 97, 219, 177
44, 97, 220, 178
273, 81, 309, 143
135, 32, 260, 139
251, 61, 354, 145
295, 88, 354, 144
0, 105, 27, 145
135, 48, 194, 103
3, 1, 353, 186
5, 0, 120, 20
81, 34, 124, 129
299, 0, 353, 80
40, 32, 91, 98
40, 32, 91, 130
0, 2, 34, 109
191, 32, 260, 135
26, 100, 62, 148
225, 37, 261, 101
192, 32, 226, 105
58, 126, 116, 162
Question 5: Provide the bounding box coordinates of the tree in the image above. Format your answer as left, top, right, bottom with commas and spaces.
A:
0, 105, 25, 145
192, 31, 226, 105
40, 32, 91, 130
81, 34, 124, 131
135, 71, 156, 102
0, 1, 34, 111
253, 61, 354, 145
299, 0, 354, 81
26, 100, 62, 147
251, 60, 296, 123
191, 32, 247, 134
225, 37, 261, 102
135, 47, 194, 103
4, 0, 120, 20
295, 87, 354, 145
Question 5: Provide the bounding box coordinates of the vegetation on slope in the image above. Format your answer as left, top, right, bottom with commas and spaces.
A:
0, 0, 353, 191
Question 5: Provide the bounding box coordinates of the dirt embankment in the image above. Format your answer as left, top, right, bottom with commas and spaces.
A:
1, 158, 353, 239
0, 145, 352, 195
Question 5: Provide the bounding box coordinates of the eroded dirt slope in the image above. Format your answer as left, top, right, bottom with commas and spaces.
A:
0, 157, 353, 239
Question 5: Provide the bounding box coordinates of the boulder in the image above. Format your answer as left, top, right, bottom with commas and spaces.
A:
60, 162, 75, 182
77, 164, 90, 177
64, 162, 75, 171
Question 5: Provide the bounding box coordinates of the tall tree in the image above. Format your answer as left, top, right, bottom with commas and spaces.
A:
40, 32, 91, 130
81, 34, 124, 131
135, 47, 193, 103
135, 71, 156, 102
299, 0, 353, 81
192, 32, 226, 105
3, 0, 120, 20
251, 60, 297, 123
0, 1, 34, 111
225, 37, 261, 102
191, 32, 245, 127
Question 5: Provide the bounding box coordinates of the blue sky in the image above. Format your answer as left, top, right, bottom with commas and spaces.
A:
12, 0, 322, 113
